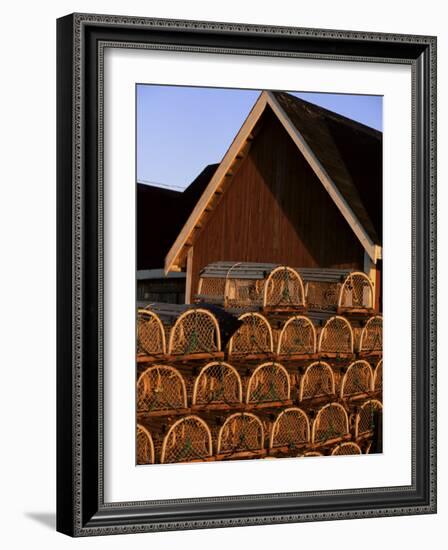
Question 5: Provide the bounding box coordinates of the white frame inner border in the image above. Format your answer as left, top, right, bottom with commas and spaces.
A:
103, 47, 412, 503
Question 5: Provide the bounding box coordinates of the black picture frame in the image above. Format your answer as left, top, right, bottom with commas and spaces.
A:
57, 13, 437, 537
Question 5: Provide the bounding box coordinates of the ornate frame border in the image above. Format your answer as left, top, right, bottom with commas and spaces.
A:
56, 13, 436, 536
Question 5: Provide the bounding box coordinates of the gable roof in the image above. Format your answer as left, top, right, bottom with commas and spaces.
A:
272, 91, 382, 245
165, 91, 382, 273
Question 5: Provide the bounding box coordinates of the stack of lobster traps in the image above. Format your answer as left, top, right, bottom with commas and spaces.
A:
136, 261, 383, 465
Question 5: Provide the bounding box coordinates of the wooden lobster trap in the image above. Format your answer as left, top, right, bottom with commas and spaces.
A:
299, 361, 336, 402
228, 312, 274, 359
196, 262, 306, 312
373, 359, 383, 394
192, 361, 243, 409
269, 407, 310, 455
167, 307, 222, 360
246, 362, 291, 407
142, 303, 229, 361
317, 315, 354, 356
137, 365, 187, 415
355, 399, 383, 442
340, 360, 374, 402
263, 265, 306, 312
137, 308, 166, 361
136, 424, 155, 465
331, 441, 362, 456
160, 415, 213, 464
276, 315, 317, 359
358, 315, 383, 355
216, 412, 266, 459
338, 271, 375, 313
297, 268, 374, 315
311, 402, 350, 447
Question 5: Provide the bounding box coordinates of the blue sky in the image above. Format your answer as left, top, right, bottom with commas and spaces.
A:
137, 85, 382, 190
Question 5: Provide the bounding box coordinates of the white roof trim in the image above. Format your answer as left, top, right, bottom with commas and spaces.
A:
165, 90, 381, 272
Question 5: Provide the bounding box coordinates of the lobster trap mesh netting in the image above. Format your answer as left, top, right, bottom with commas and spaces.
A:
137, 365, 187, 412
247, 363, 290, 403
169, 309, 220, 355
225, 278, 264, 309
264, 267, 304, 308
360, 316, 383, 352
356, 400, 383, 438
318, 317, 353, 353
277, 316, 316, 355
331, 442, 362, 456
137, 310, 165, 356
374, 360, 383, 392
339, 273, 373, 308
136, 425, 155, 464
270, 408, 310, 449
306, 281, 340, 311
161, 416, 212, 464
341, 361, 373, 398
193, 362, 242, 406
198, 277, 227, 301
313, 403, 349, 444
300, 362, 335, 400
218, 413, 264, 454
229, 313, 272, 356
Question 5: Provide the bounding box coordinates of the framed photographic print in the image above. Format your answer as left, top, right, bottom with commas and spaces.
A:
56, 13, 437, 536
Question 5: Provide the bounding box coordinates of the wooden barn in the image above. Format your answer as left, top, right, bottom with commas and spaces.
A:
164, 91, 383, 310
137, 163, 217, 305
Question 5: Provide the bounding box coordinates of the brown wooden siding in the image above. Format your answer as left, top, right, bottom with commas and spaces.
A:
190, 107, 365, 299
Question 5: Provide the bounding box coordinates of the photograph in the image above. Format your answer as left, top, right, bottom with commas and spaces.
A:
135, 85, 384, 465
